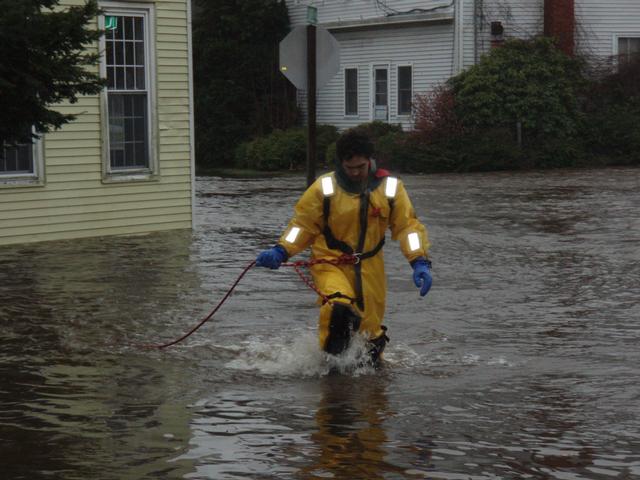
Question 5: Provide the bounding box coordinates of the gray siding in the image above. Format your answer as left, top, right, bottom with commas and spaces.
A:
287, 0, 453, 24
285, 0, 640, 131
463, 0, 476, 68
575, 0, 640, 61
317, 24, 456, 130
286, 0, 457, 130
474, 0, 544, 58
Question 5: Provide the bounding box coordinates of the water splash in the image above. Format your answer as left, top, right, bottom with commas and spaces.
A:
225, 331, 378, 378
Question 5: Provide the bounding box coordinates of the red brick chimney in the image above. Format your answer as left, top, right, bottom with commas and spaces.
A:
544, 0, 575, 56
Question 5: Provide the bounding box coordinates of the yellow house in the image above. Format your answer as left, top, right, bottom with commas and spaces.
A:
0, 0, 195, 246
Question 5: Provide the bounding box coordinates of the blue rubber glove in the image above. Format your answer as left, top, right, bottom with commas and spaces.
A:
255, 245, 287, 270
412, 258, 432, 297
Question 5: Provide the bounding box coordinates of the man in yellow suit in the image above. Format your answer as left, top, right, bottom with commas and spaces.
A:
255, 128, 432, 363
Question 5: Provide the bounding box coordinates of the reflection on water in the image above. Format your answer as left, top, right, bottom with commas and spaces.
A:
300, 375, 399, 480
1, 167, 640, 479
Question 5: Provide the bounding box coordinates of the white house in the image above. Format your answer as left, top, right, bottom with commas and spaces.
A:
285, 0, 640, 130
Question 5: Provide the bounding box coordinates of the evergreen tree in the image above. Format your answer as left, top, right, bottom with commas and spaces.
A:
0, 0, 104, 145
192, 0, 297, 168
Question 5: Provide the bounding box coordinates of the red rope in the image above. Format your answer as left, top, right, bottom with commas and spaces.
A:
142, 260, 256, 349
143, 254, 357, 349
282, 254, 358, 304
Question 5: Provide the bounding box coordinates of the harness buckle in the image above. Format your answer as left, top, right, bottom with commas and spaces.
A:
352, 253, 362, 264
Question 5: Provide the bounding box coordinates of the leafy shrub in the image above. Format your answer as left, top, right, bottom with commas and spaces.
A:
354, 121, 403, 142
325, 121, 404, 168
315, 124, 340, 166
580, 56, 640, 165
233, 141, 251, 169
234, 124, 339, 171
581, 99, 640, 165
374, 132, 422, 172
405, 37, 589, 171
374, 127, 525, 173
450, 37, 586, 141
413, 85, 463, 141
234, 128, 305, 170
325, 142, 337, 166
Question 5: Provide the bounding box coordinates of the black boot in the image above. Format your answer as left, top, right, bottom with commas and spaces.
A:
324, 303, 361, 355
368, 326, 389, 366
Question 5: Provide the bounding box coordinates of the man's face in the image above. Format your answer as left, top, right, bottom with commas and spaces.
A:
341, 155, 370, 183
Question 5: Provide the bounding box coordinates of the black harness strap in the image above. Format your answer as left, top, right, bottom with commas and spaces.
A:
323, 291, 357, 305
322, 196, 385, 257
322, 191, 387, 311
322, 197, 354, 254
353, 190, 370, 310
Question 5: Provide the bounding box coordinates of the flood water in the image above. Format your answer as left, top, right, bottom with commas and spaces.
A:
1, 167, 639, 479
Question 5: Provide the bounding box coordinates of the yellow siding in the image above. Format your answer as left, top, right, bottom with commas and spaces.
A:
0, 183, 191, 203
3, 190, 191, 213
0, 0, 194, 246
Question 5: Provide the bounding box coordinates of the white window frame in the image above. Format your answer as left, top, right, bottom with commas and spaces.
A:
98, 1, 158, 183
0, 132, 45, 187
396, 63, 413, 117
369, 63, 390, 122
343, 66, 359, 117
613, 34, 640, 66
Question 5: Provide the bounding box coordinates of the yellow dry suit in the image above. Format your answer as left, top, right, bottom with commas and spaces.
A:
277, 170, 430, 353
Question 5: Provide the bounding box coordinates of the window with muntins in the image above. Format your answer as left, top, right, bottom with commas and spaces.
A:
618, 37, 640, 64
398, 66, 412, 115
345, 68, 358, 115
104, 12, 150, 171
375, 69, 388, 107
1, 142, 33, 176
1, 126, 41, 183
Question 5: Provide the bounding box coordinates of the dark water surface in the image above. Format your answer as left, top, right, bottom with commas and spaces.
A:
1, 167, 639, 479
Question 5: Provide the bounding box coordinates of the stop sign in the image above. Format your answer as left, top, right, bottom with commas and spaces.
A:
279, 25, 340, 90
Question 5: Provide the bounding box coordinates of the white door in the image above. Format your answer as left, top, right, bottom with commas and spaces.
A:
372, 66, 388, 121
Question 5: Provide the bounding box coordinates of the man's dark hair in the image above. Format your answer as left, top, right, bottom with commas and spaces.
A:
336, 128, 374, 162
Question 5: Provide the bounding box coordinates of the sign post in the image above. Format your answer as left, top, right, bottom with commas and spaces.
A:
279, 22, 340, 187
306, 23, 317, 187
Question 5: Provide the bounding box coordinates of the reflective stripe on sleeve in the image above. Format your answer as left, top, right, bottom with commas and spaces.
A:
408, 232, 421, 251
385, 177, 398, 198
321, 176, 334, 196
285, 226, 301, 244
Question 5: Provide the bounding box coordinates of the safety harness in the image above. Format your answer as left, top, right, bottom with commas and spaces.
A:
321, 171, 395, 310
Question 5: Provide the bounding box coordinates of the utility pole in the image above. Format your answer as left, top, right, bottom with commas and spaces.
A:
279, 6, 340, 187
306, 23, 317, 187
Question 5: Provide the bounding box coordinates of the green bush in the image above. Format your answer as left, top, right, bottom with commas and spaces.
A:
233, 142, 251, 169
375, 128, 524, 173
325, 142, 337, 166
234, 128, 305, 170
234, 124, 339, 171
580, 57, 640, 166
525, 135, 586, 169
354, 121, 404, 142
581, 101, 640, 165
374, 132, 422, 171
450, 37, 585, 139
315, 124, 340, 166
324, 122, 404, 169
403, 37, 590, 172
